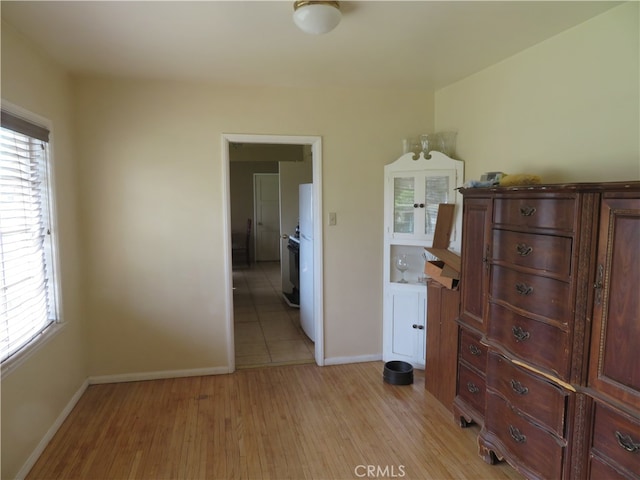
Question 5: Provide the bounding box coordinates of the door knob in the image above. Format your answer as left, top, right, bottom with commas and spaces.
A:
281, 234, 289, 239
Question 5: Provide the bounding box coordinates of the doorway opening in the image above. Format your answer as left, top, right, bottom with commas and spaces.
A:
222, 134, 324, 372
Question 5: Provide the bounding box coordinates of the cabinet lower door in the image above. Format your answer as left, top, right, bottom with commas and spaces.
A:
459, 196, 491, 331
425, 281, 459, 410
389, 289, 426, 367
588, 195, 640, 410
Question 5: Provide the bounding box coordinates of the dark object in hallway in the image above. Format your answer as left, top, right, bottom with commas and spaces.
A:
232, 218, 252, 266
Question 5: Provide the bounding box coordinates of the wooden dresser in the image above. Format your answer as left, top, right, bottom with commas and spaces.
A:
457, 182, 640, 480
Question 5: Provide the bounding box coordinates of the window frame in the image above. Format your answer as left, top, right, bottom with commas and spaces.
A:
0, 101, 64, 379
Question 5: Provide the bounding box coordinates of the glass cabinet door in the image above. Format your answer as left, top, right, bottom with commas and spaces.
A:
393, 176, 416, 234
423, 174, 451, 236
391, 170, 455, 239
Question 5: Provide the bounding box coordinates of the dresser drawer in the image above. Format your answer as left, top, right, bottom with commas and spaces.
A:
491, 265, 571, 322
494, 197, 576, 231
487, 352, 568, 437
591, 402, 640, 478
492, 230, 572, 278
485, 392, 565, 480
457, 363, 486, 416
459, 327, 487, 373
589, 455, 632, 480
487, 303, 571, 380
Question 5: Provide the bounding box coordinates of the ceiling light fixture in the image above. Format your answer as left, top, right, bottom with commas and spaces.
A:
293, 1, 341, 35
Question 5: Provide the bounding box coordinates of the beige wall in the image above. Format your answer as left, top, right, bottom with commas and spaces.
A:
435, 2, 640, 183
1, 22, 87, 479
73, 77, 434, 377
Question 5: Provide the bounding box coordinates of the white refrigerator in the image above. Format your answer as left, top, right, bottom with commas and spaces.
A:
299, 183, 315, 342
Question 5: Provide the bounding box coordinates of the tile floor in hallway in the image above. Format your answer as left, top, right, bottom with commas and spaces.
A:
233, 261, 315, 368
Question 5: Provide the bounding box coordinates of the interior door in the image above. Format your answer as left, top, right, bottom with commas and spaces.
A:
254, 173, 281, 261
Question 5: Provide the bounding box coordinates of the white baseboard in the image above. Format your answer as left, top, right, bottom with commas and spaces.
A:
16, 378, 89, 480
323, 354, 382, 366
88, 365, 231, 385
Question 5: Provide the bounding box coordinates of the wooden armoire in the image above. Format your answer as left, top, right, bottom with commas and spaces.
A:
454, 181, 639, 480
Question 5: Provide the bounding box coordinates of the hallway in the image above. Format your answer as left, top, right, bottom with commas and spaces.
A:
233, 262, 314, 368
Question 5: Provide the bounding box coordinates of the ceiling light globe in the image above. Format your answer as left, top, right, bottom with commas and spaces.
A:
293, 1, 341, 35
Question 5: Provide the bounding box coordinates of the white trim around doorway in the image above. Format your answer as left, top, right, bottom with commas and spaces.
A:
221, 134, 324, 371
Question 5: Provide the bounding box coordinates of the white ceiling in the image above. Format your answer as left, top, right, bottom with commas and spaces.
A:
1, 1, 621, 90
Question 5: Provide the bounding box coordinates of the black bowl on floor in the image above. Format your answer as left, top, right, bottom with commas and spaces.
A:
383, 361, 414, 385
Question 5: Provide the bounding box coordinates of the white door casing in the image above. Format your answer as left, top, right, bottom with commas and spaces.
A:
221, 133, 324, 372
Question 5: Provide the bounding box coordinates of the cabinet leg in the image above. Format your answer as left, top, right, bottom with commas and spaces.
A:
479, 447, 498, 465
478, 436, 500, 465
457, 416, 470, 428
452, 403, 475, 428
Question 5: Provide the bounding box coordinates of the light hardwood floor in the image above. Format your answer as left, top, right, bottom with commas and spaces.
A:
26, 362, 522, 480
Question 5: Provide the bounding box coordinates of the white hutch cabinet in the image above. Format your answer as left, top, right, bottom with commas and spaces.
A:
383, 151, 463, 368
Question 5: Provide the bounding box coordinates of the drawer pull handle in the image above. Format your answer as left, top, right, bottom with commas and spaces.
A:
520, 206, 536, 217
515, 282, 534, 296
516, 243, 533, 256
512, 326, 530, 342
615, 431, 640, 453
467, 382, 480, 394
468, 344, 481, 356
510, 379, 529, 395
509, 425, 527, 444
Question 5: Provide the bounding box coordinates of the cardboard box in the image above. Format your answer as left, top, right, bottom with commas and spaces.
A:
424, 247, 460, 277
425, 260, 459, 290
423, 203, 461, 289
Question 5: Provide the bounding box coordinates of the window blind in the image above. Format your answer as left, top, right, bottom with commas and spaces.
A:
0, 110, 55, 363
